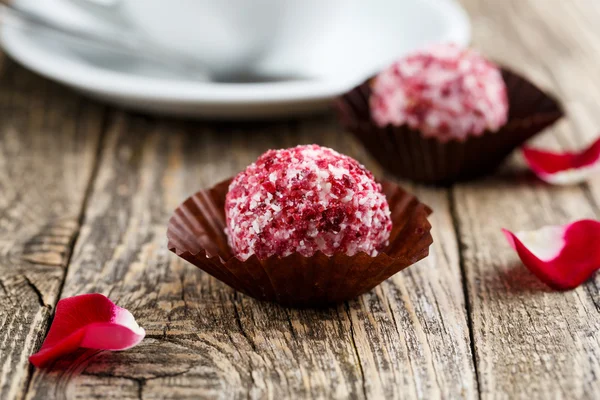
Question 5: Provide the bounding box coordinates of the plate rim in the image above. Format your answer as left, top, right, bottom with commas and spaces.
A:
1, 0, 471, 107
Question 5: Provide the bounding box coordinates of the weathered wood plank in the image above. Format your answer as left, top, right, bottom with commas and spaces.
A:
0, 59, 104, 400
456, 0, 600, 397
26, 114, 476, 399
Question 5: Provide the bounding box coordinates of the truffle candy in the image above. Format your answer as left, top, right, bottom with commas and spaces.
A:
370, 43, 509, 141
225, 145, 392, 260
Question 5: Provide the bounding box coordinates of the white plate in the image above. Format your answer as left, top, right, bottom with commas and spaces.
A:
0, 0, 470, 118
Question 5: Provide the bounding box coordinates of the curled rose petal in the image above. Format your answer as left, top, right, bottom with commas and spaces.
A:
29, 294, 145, 368
523, 137, 600, 185
502, 220, 600, 290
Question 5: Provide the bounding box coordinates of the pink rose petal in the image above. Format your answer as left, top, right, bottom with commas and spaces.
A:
503, 220, 600, 290
522, 137, 600, 185
29, 294, 145, 368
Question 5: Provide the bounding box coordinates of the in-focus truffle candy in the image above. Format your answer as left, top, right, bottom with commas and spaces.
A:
370, 43, 508, 141
225, 145, 392, 260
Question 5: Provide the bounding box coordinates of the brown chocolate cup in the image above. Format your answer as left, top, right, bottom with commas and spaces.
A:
167, 179, 433, 307
335, 68, 564, 185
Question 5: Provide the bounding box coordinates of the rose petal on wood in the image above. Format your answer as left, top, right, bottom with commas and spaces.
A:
523, 137, 600, 185
502, 220, 600, 290
29, 294, 145, 368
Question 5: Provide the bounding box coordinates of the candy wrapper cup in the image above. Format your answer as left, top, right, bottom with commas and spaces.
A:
167, 179, 433, 307
335, 68, 564, 185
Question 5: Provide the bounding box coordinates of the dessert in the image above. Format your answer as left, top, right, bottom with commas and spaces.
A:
370, 43, 508, 141
167, 147, 433, 306
225, 145, 392, 260
336, 43, 563, 184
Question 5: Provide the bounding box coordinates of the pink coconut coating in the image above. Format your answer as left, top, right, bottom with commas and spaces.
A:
370, 43, 509, 141
225, 145, 392, 260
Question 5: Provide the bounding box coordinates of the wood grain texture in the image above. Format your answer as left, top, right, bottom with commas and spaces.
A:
8, 0, 600, 398
24, 115, 476, 399
0, 58, 104, 400
456, 0, 600, 398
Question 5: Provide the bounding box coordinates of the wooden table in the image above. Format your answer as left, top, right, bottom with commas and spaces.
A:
2, 0, 600, 398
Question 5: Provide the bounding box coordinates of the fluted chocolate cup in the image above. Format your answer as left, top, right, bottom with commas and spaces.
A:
167, 178, 433, 307
335, 68, 564, 185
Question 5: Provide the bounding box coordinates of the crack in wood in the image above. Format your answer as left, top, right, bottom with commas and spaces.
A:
179, 272, 188, 319
448, 188, 482, 400
584, 281, 600, 315
283, 308, 297, 341
162, 311, 171, 340
0, 278, 11, 302
22, 275, 47, 308
344, 302, 368, 399
229, 293, 263, 394
136, 378, 144, 400
232, 296, 258, 354
82, 366, 195, 381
